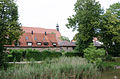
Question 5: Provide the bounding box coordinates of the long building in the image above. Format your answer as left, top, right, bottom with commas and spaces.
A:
5, 25, 76, 51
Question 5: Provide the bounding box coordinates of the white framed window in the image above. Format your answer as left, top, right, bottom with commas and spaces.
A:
37, 42, 42, 45
52, 43, 56, 47
52, 43, 56, 45
27, 42, 32, 46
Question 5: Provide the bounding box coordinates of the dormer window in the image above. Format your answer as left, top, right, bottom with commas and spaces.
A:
44, 42, 48, 45
27, 42, 32, 46
37, 42, 42, 45
52, 43, 56, 47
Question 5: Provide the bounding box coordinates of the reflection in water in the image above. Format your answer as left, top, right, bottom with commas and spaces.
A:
100, 69, 120, 79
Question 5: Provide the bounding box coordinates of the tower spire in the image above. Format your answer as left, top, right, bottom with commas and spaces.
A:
56, 23, 59, 31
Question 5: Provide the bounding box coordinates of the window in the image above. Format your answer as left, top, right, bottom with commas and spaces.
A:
37, 42, 42, 45
52, 43, 56, 47
27, 42, 32, 46
44, 42, 48, 45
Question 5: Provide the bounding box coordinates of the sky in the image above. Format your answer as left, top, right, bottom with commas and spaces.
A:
16, 0, 120, 40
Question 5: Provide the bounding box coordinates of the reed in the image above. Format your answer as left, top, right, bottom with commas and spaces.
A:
0, 57, 99, 79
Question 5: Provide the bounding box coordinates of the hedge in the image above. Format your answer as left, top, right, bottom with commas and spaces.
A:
7, 49, 62, 62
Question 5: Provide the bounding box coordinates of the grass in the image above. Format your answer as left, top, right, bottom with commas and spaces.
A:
0, 57, 99, 79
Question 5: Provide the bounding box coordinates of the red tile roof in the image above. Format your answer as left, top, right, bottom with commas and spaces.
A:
17, 32, 58, 47
22, 27, 61, 41
5, 26, 76, 47
5, 26, 60, 47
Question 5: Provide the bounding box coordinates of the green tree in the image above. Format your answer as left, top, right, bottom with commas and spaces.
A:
107, 2, 120, 18
66, 0, 103, 55
60, 36, 70, 42
72, 33, 78, 40
84, 43, 105, 65
99, 10, 120, 56
0, 0, 22, 68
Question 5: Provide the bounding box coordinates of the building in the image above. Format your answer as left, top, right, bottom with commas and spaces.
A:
93, 37, 103, 47
5, 25, 76, 51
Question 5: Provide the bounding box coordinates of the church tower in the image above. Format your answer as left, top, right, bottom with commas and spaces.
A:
56, 24, 59, 31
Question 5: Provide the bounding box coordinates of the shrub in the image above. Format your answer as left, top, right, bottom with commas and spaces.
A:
8, 49, 62, 62
84, 43, 106, 66
64, 52, 82, 57
105, 55, 113, 61
26, 49, 42, 61
41, 50, 52, 60
10, 49, 23, 62
50, 50, 62, 58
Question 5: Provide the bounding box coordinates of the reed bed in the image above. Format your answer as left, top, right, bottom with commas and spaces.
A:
0, 57, 99, 79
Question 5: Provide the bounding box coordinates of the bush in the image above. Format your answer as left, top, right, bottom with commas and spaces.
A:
9, 49, 23, 62
8, 49, 62, 62
105, 55, 113, 61
26, 49, 42, 61
84, 43, 106, 66
41, 50, 62, 60
64, 52, 82, 57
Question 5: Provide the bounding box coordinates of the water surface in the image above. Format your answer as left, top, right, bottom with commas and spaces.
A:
100, 69, 120, 79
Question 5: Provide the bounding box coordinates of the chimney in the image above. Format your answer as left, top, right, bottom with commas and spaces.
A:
31, 30, 33, 35
45, 32, 47, 35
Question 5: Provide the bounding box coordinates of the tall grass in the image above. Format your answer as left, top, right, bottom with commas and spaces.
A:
0, 57, 99, 79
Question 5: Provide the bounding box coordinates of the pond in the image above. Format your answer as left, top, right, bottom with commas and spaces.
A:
100, 69, 120, 79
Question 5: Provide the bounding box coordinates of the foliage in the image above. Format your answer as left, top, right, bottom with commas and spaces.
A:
66, 0, 103, 55
72, 33, 78, 40
26, 49, 41, 61
64, 51, 82, 57
84, 43, 105, 65
99, 9, 120, 56
0, 0, 22, 68
0, 57, 99, 79
59, 36, 70, 42
8, 49, 62, 61
10, 49, 22, 62
107, 2, 120, 18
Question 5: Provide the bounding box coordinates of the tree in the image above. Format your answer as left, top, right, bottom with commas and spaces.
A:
84, 43, 105, 65
0, 0, 22, 68
107, 2, 120, 18
99, 9, 120, 56
60, 36, 70, 42
72, 33, 78, 40
66, 0, 103, 55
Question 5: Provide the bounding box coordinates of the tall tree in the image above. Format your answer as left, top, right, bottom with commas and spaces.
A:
99, 6, 120, 56
66, 0, 103, 55
107, 2, 120, 18
0, 0, 22, 68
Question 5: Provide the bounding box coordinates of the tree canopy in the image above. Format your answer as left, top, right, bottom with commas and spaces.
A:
66, 0, 103, 55
66, 0, 120, 56
99, 5, 120, 56
0, 0, 22, 68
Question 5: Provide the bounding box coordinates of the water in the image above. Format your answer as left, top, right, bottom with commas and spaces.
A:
100, 69, 120, 79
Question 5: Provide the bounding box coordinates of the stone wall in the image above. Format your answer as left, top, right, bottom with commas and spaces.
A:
6, 46, 74, 52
